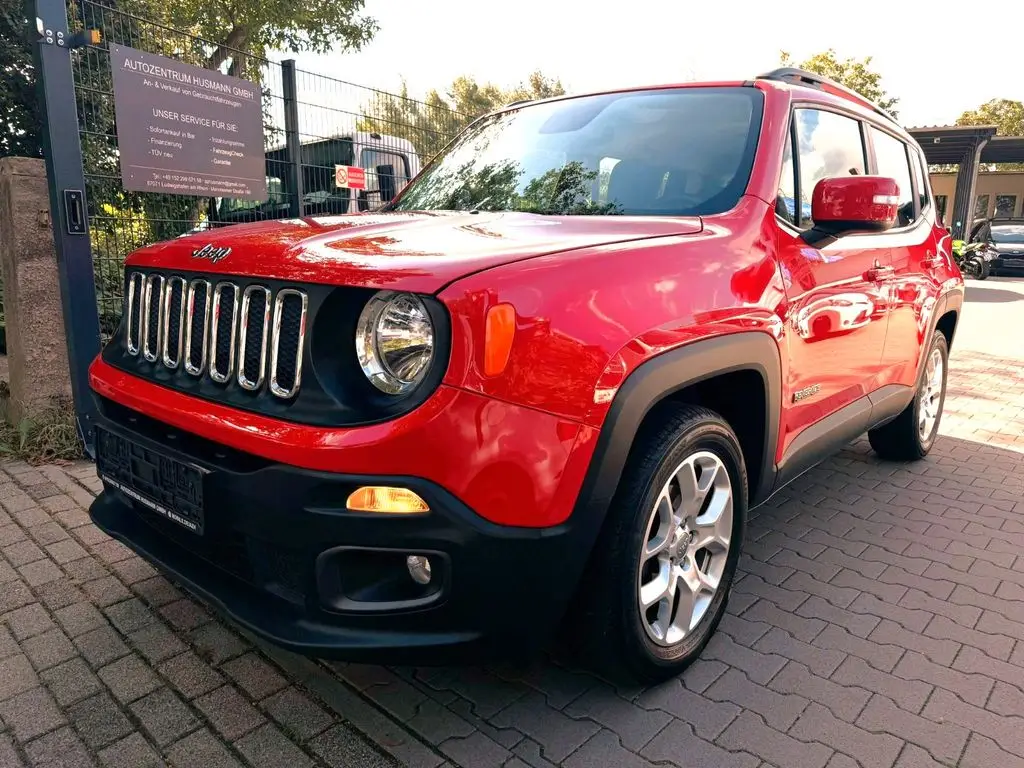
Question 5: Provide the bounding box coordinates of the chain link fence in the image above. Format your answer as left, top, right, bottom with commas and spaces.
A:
70, 0, 473, 341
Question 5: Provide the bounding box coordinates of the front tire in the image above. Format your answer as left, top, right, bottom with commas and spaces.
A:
868, 332, 949, 460
577, 405, 746, 683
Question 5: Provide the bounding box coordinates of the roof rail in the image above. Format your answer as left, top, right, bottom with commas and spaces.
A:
756, 67, 894, 121
506, 99, 534, 108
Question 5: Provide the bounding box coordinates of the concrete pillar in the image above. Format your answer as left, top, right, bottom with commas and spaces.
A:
950, 139, 989, 240
0, 157, 73, 424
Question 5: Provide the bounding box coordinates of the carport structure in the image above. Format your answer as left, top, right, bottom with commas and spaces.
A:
909, 125, 1024, 238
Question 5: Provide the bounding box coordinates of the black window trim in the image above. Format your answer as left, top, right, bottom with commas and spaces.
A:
775, 100, 936, 240
863, 121, 932, 237
912, 146, 933, 217
775, 101, 871, 237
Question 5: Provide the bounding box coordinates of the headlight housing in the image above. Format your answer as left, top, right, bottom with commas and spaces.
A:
356, 291, 435, 394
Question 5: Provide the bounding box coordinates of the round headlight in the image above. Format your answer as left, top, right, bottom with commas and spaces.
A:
356, 292, 435, 394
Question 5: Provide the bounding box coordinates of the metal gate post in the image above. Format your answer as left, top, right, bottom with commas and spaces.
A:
30, 0, 101, 455
281, 60, 305, 218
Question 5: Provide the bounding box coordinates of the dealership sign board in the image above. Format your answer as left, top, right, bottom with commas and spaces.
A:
109, 43, 267, 200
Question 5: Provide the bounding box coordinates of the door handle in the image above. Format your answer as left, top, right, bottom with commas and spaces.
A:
865, 265, 894, 281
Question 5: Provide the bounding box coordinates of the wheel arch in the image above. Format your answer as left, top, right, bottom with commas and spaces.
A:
568, 331, 783, 551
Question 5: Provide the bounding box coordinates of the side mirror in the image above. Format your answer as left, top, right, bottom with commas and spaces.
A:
803, 176, 899, 246
376, 164, 397, 203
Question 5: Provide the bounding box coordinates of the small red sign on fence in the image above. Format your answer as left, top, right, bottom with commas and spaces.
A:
335, 165, 366, 190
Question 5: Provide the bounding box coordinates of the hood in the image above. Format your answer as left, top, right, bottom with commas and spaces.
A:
993, 242, 1024, 255
127, 211, 703, 293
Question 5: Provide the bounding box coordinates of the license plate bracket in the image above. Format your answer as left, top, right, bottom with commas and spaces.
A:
95, 427, 207, 535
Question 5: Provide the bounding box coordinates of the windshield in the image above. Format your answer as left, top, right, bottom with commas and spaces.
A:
390, 87, 763, 217
991, 224, 1024, 244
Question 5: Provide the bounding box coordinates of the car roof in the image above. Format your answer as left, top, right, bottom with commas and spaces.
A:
489, 68, 913, 145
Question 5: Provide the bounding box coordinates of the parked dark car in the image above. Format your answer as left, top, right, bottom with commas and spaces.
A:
970, 217, 1024, 275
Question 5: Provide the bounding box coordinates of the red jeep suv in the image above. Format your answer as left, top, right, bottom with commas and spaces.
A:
87, 67, 964, 682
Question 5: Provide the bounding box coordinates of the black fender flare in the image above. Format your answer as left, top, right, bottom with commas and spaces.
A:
567, 331, 783, 546
928, 286, 964, 357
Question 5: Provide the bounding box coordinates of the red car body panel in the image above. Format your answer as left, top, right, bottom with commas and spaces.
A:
89, 358, 599, 528
92, 80, 963, 528
129, 211, 702, 294
86, 75, 964, 662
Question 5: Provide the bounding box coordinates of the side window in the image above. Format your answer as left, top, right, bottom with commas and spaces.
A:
794, 108, 866, 229
776, 125, 798, 226
869, 126, 915, 227
911, 149, 930, 213
996, 195, 1017, 217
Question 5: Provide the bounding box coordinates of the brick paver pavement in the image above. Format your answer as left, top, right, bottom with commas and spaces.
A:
2, 278, 1023, 767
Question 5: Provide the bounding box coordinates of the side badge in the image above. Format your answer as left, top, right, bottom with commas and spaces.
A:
793, 383, 821, 403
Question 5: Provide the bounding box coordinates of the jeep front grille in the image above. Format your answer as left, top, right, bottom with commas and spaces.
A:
124, 270, 307, 399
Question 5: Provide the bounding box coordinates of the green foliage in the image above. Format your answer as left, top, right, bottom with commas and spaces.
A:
957, 99, 1024, 171
357, 71, 566, 162
957, 98, 1024, 136
779, 49, 899, 117
1, 0, 42, 157
98, 0, 376, 73
0, 392, 84, 463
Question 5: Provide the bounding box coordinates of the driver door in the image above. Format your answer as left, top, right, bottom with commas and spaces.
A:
774, 106, 890, 460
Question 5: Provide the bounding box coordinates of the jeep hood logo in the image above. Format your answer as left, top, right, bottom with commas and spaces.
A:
191, 244, 232, 264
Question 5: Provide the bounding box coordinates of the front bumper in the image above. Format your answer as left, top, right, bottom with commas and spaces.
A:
88, 401, 587, 662
993, 254, 1024, 271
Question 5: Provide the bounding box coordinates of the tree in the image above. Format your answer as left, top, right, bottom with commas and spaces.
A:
957, 98, 1024, 136
956, 98, 1024, 171
103, 0, 377, 76
779, 49, 899, 117
357, 71, 566, 161
1, 0, 378, 161
1, 0, 42, 157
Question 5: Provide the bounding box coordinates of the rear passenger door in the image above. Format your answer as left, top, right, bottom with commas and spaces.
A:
774, 107, 890, 458
868, 127, 945, 389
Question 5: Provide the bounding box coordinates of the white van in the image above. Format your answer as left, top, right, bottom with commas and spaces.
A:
208, 131, 422, 226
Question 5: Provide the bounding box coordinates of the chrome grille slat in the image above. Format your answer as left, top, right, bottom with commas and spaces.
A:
237, 285, 271, 391
161, 276, 187, 368
125, 273, 144, 355
184, 279, 211, 376
141, 274, 165, 363
208, 282, 239, 384
124, 270, 308, 400
269, 289, 308, 400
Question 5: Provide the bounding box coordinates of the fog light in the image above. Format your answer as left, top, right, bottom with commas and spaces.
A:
406, 555, 432, 585
347, 486, 429, 515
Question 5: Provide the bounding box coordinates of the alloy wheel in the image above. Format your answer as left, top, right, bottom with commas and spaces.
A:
637, 451, 733, 647
918, 347, 944, 441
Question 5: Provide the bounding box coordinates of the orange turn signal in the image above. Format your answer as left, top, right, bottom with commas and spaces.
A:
483, 303, 516, 377
346, 486, 429, 515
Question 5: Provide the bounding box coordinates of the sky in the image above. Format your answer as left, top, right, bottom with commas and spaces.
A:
273, 0, 1022, 131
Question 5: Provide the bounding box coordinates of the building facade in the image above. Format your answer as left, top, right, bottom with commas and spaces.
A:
929, 170, 1024, 228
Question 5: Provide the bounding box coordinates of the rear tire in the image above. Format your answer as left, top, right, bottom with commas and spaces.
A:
868, 332, 949, 461
575, 405, 746, 684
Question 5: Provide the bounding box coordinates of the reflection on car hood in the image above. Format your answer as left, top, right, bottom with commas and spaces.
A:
127, 210, 704, 292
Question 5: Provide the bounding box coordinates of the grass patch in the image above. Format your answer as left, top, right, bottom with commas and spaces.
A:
0, 390, 85, 464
